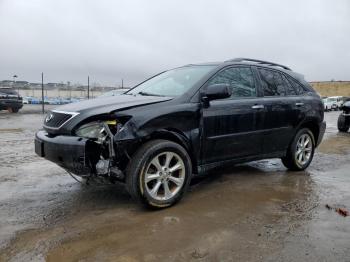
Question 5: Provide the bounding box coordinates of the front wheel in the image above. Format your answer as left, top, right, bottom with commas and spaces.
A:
282, 128, 315, 171
338, 114, 350, 132
126, 139, 192, 209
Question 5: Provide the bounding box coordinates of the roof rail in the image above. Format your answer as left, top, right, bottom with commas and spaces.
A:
225, 58, 292, 71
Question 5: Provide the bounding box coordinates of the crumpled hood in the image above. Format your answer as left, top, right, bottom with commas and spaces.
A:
55, 94, 172, 114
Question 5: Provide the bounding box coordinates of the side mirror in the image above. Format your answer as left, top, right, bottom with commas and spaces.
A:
203, 83, 232, 100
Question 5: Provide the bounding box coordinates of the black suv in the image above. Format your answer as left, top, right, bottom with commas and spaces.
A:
35, 58, 326, 208
0, 87, 23, 113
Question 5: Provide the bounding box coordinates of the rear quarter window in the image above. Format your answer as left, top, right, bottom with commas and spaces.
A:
281, 74, 297, 96
258, 68, 286, 96
285, 77, 307, 95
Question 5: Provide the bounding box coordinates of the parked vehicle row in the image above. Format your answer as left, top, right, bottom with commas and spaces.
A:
1, 88, 130, 113
35, 58, 326, 208
23, 96, 85, 105
323, 96, 346, 111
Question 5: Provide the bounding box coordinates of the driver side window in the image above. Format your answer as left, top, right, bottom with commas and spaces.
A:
207, 67, 256, 98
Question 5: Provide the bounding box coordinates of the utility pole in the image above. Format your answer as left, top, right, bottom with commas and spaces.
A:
87, 76, 90, 99
41, 72, 44, 114
122, 79, 124, 89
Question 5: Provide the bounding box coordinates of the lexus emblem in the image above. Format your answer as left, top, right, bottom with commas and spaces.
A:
45, 113, 54, 123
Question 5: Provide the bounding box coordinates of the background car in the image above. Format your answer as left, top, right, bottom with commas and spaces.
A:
323, 97, 333, 111
0, 87, 23, 113
327, 96, 343, 110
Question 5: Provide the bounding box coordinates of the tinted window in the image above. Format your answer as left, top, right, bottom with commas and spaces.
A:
0, 88, 17, 95
207, 67, 256, 98
281, 74, 297, 95
258, 68, 286, 96
286, 76, 306, 95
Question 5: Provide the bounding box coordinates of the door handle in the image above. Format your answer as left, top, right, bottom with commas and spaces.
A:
295, 102, 304, 106
251, 104, 264, 109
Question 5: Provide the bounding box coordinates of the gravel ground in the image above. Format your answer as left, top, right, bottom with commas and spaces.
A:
0, 106, 349, 261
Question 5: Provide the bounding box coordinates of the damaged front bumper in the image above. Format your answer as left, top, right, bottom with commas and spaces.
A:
35, 130, 93, 176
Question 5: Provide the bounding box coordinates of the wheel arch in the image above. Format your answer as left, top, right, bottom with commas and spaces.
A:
147, 129, 198, 173
298, 121, 320, 146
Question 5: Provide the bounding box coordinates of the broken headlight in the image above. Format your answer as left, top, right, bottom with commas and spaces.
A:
75, 120, 121, 142
76, 121, 106, 140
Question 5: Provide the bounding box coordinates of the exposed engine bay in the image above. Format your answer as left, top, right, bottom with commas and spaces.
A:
73, 119, 126, 184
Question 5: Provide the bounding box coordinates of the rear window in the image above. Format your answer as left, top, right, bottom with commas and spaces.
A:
0, 88, 17, 95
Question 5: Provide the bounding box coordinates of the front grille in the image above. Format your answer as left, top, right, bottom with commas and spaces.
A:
44, 111, 74, 129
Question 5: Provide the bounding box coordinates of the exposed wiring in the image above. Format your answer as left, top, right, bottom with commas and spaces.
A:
66, 170, 86, 185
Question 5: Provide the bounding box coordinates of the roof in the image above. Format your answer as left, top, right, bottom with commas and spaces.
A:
187, 58, 293, 72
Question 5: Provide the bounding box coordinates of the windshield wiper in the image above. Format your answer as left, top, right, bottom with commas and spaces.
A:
137, 91, 164, 97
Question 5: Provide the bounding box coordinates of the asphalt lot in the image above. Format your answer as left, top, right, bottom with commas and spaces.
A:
0, 105, 349, 261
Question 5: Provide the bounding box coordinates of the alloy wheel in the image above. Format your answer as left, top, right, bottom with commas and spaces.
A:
295, 134, 313, 166
144, 152, 185, 201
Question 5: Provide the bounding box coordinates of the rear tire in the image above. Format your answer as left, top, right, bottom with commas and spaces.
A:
126, 139, 192, 209
282, 128, 315, 171
7, 107, 19, 113
338, 114, 350, 132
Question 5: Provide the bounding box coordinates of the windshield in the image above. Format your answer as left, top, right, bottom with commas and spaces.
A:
328, 98, 336, 102
127, 65, 215, 97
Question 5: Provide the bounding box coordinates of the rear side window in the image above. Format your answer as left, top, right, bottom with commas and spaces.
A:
207, 67, 256, 98
258, 68, 286, 96
281, 74, 297, 96
286, 76, 307, 95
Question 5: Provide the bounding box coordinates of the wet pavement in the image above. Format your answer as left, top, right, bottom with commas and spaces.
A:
0, 106, 349, 261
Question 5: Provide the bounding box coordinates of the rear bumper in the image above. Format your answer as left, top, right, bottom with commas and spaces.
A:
35, 130, 91, 176
316, 121, 326, 147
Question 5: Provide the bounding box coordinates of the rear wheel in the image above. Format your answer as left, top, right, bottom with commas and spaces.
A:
7, 107, 19, 113
126, 139, 192, 208
338, 114, 350, 132
282, 128, 315, 171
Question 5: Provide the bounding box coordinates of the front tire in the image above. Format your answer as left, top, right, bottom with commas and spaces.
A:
282, 128, 315, 171
126, 139, 192, 209
338, 114, 350, 132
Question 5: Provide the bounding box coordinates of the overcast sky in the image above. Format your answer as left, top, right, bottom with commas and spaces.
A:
0, 0, 349, 86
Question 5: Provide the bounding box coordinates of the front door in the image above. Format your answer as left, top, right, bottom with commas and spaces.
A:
201, 66, 264, 164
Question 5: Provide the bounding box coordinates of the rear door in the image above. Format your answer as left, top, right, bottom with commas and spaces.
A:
284, 74, 309, 125
201, 66, 264, 164
256, 67, 297, 153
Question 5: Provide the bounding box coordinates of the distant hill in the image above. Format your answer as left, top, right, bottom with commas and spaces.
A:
310, 81, 350, 97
